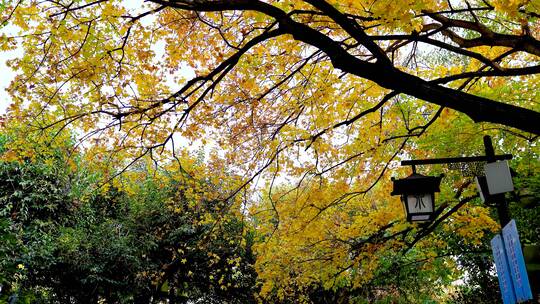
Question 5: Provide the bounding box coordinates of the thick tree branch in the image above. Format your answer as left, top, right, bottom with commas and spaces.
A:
424, 10, 540, 57
148, 0, 540, 135
303, 0, 392, 66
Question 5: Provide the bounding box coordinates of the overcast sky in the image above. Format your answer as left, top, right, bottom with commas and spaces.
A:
0, 47, 18, 114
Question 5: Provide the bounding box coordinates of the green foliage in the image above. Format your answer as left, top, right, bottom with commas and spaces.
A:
447, 253, 500, 304
0, 139, 258, 303
510, 168, 540, 246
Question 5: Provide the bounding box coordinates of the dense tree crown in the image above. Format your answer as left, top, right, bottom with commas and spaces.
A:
0, 130, 258, 303
0, 0, 539, 303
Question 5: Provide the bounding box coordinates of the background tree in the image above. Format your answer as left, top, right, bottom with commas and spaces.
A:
0, 126, 258, 304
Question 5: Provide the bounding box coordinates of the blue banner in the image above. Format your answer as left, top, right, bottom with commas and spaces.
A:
492, 234, 517, 304
502, 220, 533, 302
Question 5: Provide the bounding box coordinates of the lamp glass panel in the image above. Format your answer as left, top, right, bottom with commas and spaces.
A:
411, 214, 431, 221
406, 194, 433, 214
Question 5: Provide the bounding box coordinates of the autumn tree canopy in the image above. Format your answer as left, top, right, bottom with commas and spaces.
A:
1, 0, 539, 302
1, 0, 538, 167
1, 0, 538, 206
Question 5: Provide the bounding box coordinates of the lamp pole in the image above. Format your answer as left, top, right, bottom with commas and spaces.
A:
483, 135, 511, 228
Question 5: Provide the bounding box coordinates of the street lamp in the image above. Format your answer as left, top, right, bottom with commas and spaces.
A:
388, 136, 536, 304
391, 170, 443, 222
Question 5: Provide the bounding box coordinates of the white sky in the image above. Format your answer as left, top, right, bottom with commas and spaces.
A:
0, 47, 18, 114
